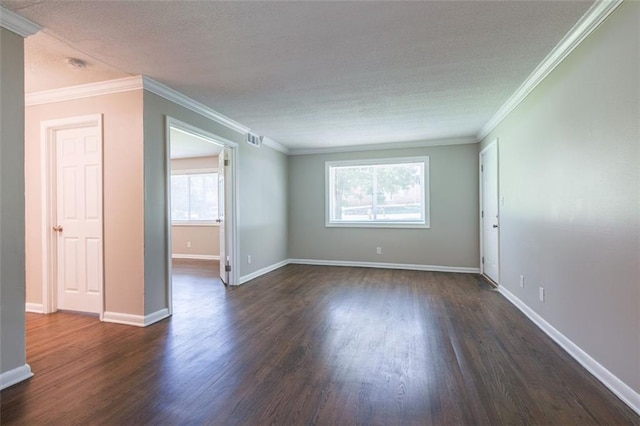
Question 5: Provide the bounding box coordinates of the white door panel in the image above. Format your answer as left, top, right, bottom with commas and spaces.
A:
218, 150, 227, 284
481, 142, 500, 284
55, 126, 103, 313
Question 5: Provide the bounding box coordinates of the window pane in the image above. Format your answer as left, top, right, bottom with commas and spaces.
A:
332, 165, 374, 221
171, 172, 218, 222
171, 175, 189, 220
328, 158, 427, 226
189, 174, 216, 221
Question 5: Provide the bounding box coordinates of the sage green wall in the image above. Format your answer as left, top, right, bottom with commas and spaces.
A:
143, 91, 289, 314
0, 28, 27, 376
479, 1, 639, 393
288, 144, 479, 268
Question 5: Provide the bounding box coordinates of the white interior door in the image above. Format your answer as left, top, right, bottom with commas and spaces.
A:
55, 125, 103, 313
481, 142, 499, 284
218, 150, 228, 284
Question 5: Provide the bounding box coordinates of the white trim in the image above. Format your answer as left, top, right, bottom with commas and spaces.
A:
24, 75, 273, 145
144, 308, 171, 326
290, 136, 476, 156
171, 222, 220, 227
289, 258, 480, 274
262, 137, 291, 155
478, 139, 500, 284
26, 76, 144, 106
0, 6, 42, 37
143, 76, 249, 134
170, 168, 217, 175
25, 303, 44, 313
172, 254, 219, 260
239, 259, 291, 284
40, 114, 105, 317
0, 364, 33, 390
102, 308, 170, 327
499, 285, 640, 416
477, 0, 625, 141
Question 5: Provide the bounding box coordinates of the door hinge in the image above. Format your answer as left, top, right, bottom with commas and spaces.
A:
224, 159, 229, 166
482, 256, 484, 264
225, 264, 231, 272
481, 165, 483, 172
481, 210, 484, 218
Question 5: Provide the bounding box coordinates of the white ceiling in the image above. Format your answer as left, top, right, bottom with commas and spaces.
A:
170, 127, 222, 160
3, 0, 594, 150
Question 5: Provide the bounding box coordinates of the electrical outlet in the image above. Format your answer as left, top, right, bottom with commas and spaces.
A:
376, 247, 382, 255
539, 287, 545, 302
187, 241, 191, 248
520, 275, 525, 288
247, 255, 252, 264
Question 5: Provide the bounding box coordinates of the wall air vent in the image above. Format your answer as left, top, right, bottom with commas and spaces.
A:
246, 132, 263, 147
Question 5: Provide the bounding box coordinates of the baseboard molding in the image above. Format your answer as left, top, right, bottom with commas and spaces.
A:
25, 302, 44, 313
0, 364, 33, 390
499, 285, 640, 416
172, 254, 220, 260
102, 308, 170, 327
289, 258, 480, 274
239, 259, 291, 284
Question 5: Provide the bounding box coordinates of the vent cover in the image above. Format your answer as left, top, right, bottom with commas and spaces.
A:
246, 132, 263, 147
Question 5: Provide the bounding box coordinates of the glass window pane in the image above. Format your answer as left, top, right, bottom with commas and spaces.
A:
171, 175, 189, 220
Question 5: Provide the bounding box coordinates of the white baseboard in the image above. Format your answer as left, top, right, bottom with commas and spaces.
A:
102, 308, 170, 327
239, 259, 290, 284
499, 285, 640, 416
0, 364, 33, 390
172, 254, 219, 260
289, 258, 480, 274
25, 302, 44, 313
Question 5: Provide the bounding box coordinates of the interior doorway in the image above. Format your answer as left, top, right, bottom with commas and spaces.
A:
165, 117, 239, 314
40, 114, 105, 316
479, 139, 500, 285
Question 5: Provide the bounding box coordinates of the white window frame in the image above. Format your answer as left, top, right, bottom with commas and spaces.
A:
170, 167, 220, 226
325, 156, 430, 229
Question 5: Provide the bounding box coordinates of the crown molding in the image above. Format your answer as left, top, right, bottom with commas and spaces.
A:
0, 6, 42, 37
26, 76, 143, 106
141, 76, 249, 135
262, 137, 291, 154
477, 0, 625, 141
289, 136, 477, 156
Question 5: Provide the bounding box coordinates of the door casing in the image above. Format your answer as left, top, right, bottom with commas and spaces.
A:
165, 117, 240, 315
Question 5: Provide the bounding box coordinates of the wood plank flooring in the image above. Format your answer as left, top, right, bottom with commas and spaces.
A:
1, 260, 638, 425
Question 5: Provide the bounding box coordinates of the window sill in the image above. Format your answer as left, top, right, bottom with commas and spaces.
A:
171, 222, 220, 227
325, 222, 430, 229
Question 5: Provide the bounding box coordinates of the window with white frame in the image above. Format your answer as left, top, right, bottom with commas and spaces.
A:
171, 171, 218, 223
326, 157, 429, 228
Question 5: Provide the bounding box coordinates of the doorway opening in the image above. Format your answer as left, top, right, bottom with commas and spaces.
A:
165, 117, 239, 315
479, 139, 500, 286
40, 114, 105, 318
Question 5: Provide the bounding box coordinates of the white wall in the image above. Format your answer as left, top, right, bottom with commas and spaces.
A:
0, 27, 28, 382
288, 143, 479, 269
480, 1, 639, 395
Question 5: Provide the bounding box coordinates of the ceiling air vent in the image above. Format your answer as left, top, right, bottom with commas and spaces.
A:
246, 132, 263, 147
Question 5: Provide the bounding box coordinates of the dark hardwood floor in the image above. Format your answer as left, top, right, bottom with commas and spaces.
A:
2, 260, 638, 425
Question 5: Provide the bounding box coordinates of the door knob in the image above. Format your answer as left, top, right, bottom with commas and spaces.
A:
52, 225, 63, 232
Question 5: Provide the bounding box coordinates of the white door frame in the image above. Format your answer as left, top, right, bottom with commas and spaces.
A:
479, 138, 500, 285
165, 116, 240, 314
40, 114, 105, 317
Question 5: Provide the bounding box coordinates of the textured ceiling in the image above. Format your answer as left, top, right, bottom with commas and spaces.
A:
4, 1, 594, 149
